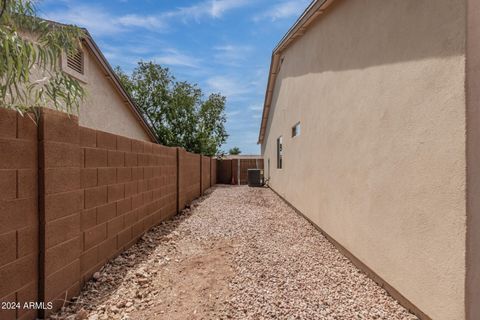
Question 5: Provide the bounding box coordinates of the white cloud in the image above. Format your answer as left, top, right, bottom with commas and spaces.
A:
225, 127, 261, 151
226, 110, 241, 119
42, 0, 251, 36
151, 49, 201, 69
169, 0, 252, 21
115, 14, 166, 30
214, 44, 254, 66
102, 43, 201, 70
43, 5, 168, 35
247, 67, 268, 93
45, 5, 123, 35
249, 104, 263, 111
210, 0, 251, 18
206, 75, 252, 98
254, 0, 310, 22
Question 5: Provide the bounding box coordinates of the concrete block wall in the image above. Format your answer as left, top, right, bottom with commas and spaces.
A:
178, 149, 201, 211
0, 109, 39, 320
0, 108, 217, 319
78, 127, 177, 289
39, 109, 83, 317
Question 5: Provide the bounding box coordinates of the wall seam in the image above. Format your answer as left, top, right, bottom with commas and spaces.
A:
465, 0, 479, 318
176, 148, 180, 214
464, 0, 469, 316
36, 109, 46, 319
200, 155, 202, 196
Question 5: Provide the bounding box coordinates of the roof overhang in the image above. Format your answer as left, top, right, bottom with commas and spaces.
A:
257, 0, 336, 144
82, 33, 159, 143
41, 18, 159, 143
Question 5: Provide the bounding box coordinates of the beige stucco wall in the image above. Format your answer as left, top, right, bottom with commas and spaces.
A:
261, 1, 466, 319
22, 30, 152, 142
77, 47, 151, 141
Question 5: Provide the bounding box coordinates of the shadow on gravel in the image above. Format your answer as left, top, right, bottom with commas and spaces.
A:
50, 187, 217, 320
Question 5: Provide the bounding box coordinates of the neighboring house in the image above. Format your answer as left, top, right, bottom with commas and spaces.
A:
47, 23, 157, 142
221, 155, 262, 160
259, 1, 479, 320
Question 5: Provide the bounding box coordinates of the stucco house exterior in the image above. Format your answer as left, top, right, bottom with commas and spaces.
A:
53, 26, 157, 142
258, 1, 479, 319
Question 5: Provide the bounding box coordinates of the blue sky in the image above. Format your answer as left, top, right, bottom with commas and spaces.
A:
38, 0, 311, 154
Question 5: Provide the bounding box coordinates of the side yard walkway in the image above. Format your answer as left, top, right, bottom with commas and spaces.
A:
53, 186, 417, 320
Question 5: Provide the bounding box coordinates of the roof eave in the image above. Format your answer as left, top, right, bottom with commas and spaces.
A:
82, 34, 159, 143
35, 18, 159, 143
257, 0, 336, 145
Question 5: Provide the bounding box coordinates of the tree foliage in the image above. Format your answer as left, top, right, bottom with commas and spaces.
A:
198, 93, 228, 156
0, 0, 85, 114
228, 147, 241, 155
116, 62, 228, 156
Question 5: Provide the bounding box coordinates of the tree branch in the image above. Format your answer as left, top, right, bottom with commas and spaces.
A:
0, 0, 6, 19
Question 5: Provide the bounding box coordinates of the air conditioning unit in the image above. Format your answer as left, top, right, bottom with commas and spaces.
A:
248, 169, 264, 187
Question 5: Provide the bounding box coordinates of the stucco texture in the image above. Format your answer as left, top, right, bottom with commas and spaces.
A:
77, 47, 151, 142
261, 1, 466, 319
23, 29, 152, 142
466, 0, 480, 319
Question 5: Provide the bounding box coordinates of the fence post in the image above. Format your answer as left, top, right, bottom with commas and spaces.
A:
37, 108, 82, 318
232, 159, 234, 185
0, 108, 40, 320
37, 110, 46, 319
238, 159, 241, 186
176, 147, 180, 214
199, 155, 203, 196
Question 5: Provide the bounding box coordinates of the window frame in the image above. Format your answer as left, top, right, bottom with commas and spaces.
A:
277, 136, 283, 169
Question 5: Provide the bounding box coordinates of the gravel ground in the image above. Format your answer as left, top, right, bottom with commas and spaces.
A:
52, 185, 418, 320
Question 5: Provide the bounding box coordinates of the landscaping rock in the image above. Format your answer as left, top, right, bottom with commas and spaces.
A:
50, 186, 417, 320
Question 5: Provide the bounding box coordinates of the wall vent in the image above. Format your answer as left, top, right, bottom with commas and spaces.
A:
67, 50, 84, 75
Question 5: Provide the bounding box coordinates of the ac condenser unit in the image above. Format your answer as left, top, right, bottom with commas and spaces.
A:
248, 169, 264, 187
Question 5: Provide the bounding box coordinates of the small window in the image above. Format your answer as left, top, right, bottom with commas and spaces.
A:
292, 122, 301, 138
277, 136, 283, 169
67, 50, 84, 75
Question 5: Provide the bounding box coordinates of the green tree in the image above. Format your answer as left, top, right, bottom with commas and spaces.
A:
0, 0, 85, 114
228, 147, 241, 155
197, 93, 228, 156
116, 62, 228, 156
169, 80, 203, 151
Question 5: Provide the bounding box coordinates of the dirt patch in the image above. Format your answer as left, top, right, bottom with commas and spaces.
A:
131, 241, 233, 320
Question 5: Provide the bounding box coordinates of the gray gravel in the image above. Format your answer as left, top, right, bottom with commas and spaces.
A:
52, 185, 418, 320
